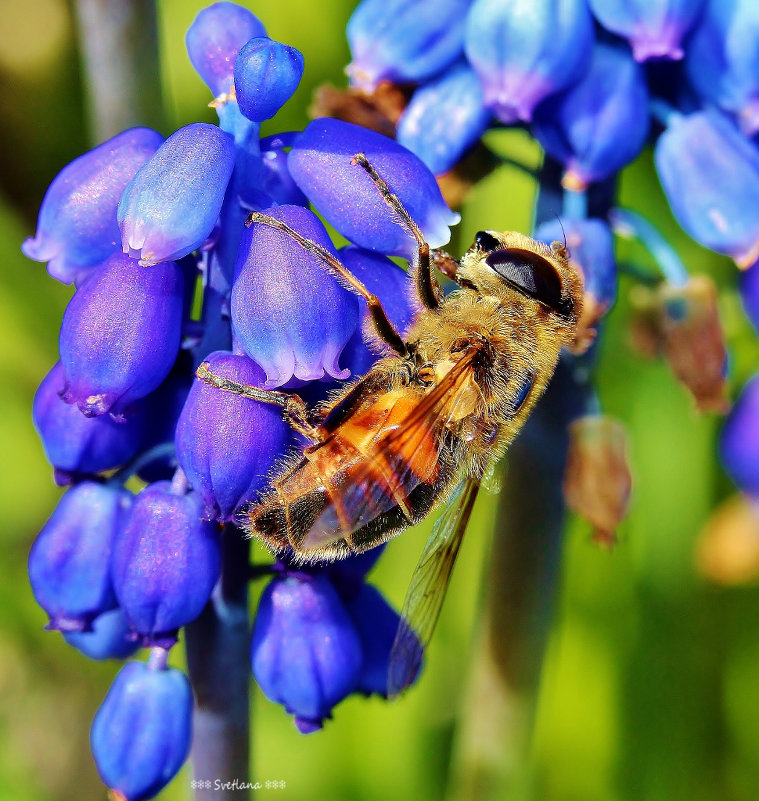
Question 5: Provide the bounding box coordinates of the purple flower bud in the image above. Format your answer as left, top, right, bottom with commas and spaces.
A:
739, 262, 759, 334
720, 375, 759, 496
337, 245, 417, 376
589, 0, 706, 61
655, 110, 759, 267
230, 204, 359, 387
176, 352, 293, 521
346, 0, 468, 90
112, 483, 221, 644
251, 573, 362, 732
288, 118, 460, 257
186, 1, 267, 96
685, 0, 759, 134
33, 362, 145, 485
344, 583, 404, 697
464, 0, 595, 124
64, 608, 141, 660
533, 218, 617, 309
234, 37, 304, 122
29, 482, 132, 632
532, 43, 649, 190
118, 123, 235, 266
91, 661, 192, 801
22, 128, 163, 284
396, 61, 492, 175
59, 253, 184, 418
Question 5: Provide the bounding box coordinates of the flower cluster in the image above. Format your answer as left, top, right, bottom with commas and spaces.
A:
344, 0, 759, 541
25, 2, 459, 798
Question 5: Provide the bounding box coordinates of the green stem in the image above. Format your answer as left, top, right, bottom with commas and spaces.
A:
72, 0, 165, 142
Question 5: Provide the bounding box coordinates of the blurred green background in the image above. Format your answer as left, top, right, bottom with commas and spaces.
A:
2, 1, 759, 800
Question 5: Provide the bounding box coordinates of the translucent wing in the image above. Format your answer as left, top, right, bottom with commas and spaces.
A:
387, 476, 481, 698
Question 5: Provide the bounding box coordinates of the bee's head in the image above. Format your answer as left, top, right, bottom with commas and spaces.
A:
457, 229, 583, 340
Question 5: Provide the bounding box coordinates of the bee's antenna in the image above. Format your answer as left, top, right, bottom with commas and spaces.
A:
554, 214, 570, 259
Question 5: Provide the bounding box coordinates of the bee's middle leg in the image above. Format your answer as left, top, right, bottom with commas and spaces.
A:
196, 361, 323, 443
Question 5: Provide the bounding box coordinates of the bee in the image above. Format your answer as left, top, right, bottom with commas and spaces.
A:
197, 153, 582, 695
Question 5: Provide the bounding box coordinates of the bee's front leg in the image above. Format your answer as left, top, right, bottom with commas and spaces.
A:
196, 361, 324, 443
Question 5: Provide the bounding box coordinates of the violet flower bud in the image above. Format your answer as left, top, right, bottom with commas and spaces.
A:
64, 608, 141, 661
346, 0, 469, 91
720, 374, 759, 497
186, 1, 267, 96
59, 252, 184, 418
337, 245, 417, 376
175, 352, 293, 521
288, 118, 460, 258
234, 37, 304, 122
464, 0, 595, 124
230, 204, 359, 387
532, 42, 650, 190
33, 362, 145, 485
91, 660, 192, 801
251, 573, 362, 732
589, 0, 706, 61
29, 482, 132, 632
22, 128, 162, 284
396, 61, 492, 175
654, 110, 759, 267
118, 123, 235, 266
112, 483, 221, 645
322, 544, 387, 599
344, 583, 405, 697
686, 0, 759, 135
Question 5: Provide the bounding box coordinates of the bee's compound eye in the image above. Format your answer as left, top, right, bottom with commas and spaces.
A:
486, 247, 573, 318
474, 230, 501, 252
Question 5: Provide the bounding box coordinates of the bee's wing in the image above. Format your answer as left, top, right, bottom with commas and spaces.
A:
308, 346, 484, 547
387, 476, 481, 698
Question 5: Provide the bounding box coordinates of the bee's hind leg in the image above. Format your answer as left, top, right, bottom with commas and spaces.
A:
351, 153, 443, 311
195, 361, 323, 443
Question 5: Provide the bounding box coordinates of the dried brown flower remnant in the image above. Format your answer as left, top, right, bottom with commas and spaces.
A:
629, 276, 729, 412
564, 416, 632, 547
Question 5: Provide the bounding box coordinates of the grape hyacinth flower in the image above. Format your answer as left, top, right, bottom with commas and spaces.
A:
289, 118, 460, 257
118, 123, 235, 266
22, 127, 163, 284
655, 109, 759, 268
464, 0, 594, 124
588, 0, 706, 62
59, 252, 184, 417
532, 42, 650, 190
230, 203, 359, 386
91, 657, 193, 801
686, 0, 759, 134
29, 481, 132, 632
346, 0, 469, 91
175, 351, 293, 520
111, 482, 221, 645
